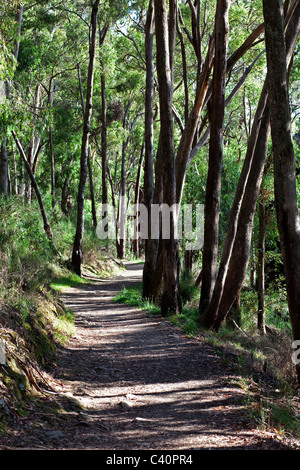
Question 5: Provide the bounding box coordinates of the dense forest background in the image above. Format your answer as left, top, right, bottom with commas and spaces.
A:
1, 0, 300, 390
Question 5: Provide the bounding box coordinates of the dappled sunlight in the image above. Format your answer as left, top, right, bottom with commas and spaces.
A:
48, 264, 290, 450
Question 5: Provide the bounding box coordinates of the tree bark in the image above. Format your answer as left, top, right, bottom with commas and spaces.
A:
203, 0, 300, 331
12, 130, 57, 253
257, 195, 266, 334
71, 0, 100, 275
175, 37, 214, 205
154, 0, 181, 315
49, 126, 55, 209
212, 104, 271, 331
87, 150, 97, 228
263, 0, 300, 382
148, 4, 265, 299
0, 136, 8, 196
142, 0, 157, 298
204, 91, 270, 330
99, 24, 109, 234
0, 3, 23, 196
77, 63, 97, 228
132, 144, 144, 258
116, 136, 127, 259
199, 0, 230, 316
100, 70, 107, 208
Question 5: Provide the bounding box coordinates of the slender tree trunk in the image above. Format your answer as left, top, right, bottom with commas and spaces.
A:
150, 5, 264, 298
212, 106, 271, 331
175, 38, 214, 205
263, 0, 300, 382
204, 94, 270, 330
71, 0, 100, 275
132, 144, 144, 257
99, 24, 109, 234
101, 71, 107, 208
142, 0, 156, 298
0, 3, 23, 196
154, 0, 181, 315
12, 130, 57, 253
116, 139, 127, 259
177, 10, 189, 124
13, 3, 23, 60
11, 143, 18, 195
204, 0, 300, 331
257, 194, 266, 334
146, 138, 164, 301
77, 63, 97, 228
199, 0, 230, 316
0, 136, 8, 195
88, 150, 97, 229
61, 177, 70, 215
49, 126, 55, 208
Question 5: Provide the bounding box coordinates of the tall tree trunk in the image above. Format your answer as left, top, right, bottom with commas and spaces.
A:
49, 126, 55, 209
0, 136, 8, 196
175, 38, 214, 205
0, 3, 23, 196
61, 177, 70, 215
116, 139, 127, 259
204, 93, 270, 330
212, 105, 271, 331
154, 0, 181, 315
77, 63, 97, 228
204, 0, 300, 331
132, 144, 144, 258
99, 24, 109, 234
13, 3, 23, 60
142, 0, 156, 298
71, 0, 100, 276
177, 23, 265, 201
199, 0, 230, 316
12, 130, 57, 253
87, 150, 97, 229
257, 194, 266, 334
263, 0, 300, 382
11, 143, 18, 195
100, 70, 107, 208
149, 4, 263, 299
146, 138, 164, 301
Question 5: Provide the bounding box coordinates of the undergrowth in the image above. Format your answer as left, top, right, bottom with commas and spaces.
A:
0, 195, 116, 423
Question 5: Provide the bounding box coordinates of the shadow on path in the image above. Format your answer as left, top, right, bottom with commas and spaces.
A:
45, 261, 290, 450
1, 262, 292, 450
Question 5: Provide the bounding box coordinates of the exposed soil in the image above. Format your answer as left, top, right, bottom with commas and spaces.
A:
1, 262, 299, 450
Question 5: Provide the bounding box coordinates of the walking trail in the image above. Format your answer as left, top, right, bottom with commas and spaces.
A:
2, 262, 296, 450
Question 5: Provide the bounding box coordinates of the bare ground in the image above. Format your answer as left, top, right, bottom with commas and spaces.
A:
1, 261, 299, 450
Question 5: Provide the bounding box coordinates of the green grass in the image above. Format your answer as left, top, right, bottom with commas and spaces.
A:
114, 283, 160, 315
50, 273, 92, 292
169, 307, 199, 336
114, 280, 200, 336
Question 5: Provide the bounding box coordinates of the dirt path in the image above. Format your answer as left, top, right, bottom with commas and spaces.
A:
1, 262, 295, 450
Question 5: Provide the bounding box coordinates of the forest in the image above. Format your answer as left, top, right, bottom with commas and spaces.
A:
1, 0, 300, 451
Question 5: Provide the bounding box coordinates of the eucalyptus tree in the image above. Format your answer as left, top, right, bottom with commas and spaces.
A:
199, 0, 230, 316
202, 0, 300, 331
71, 0, 100, 276
0, 0, 21, 195
142, 0, 267, 309
263, 0, 300, 381
154, 0, 181, 315
142, 0, 156, 298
